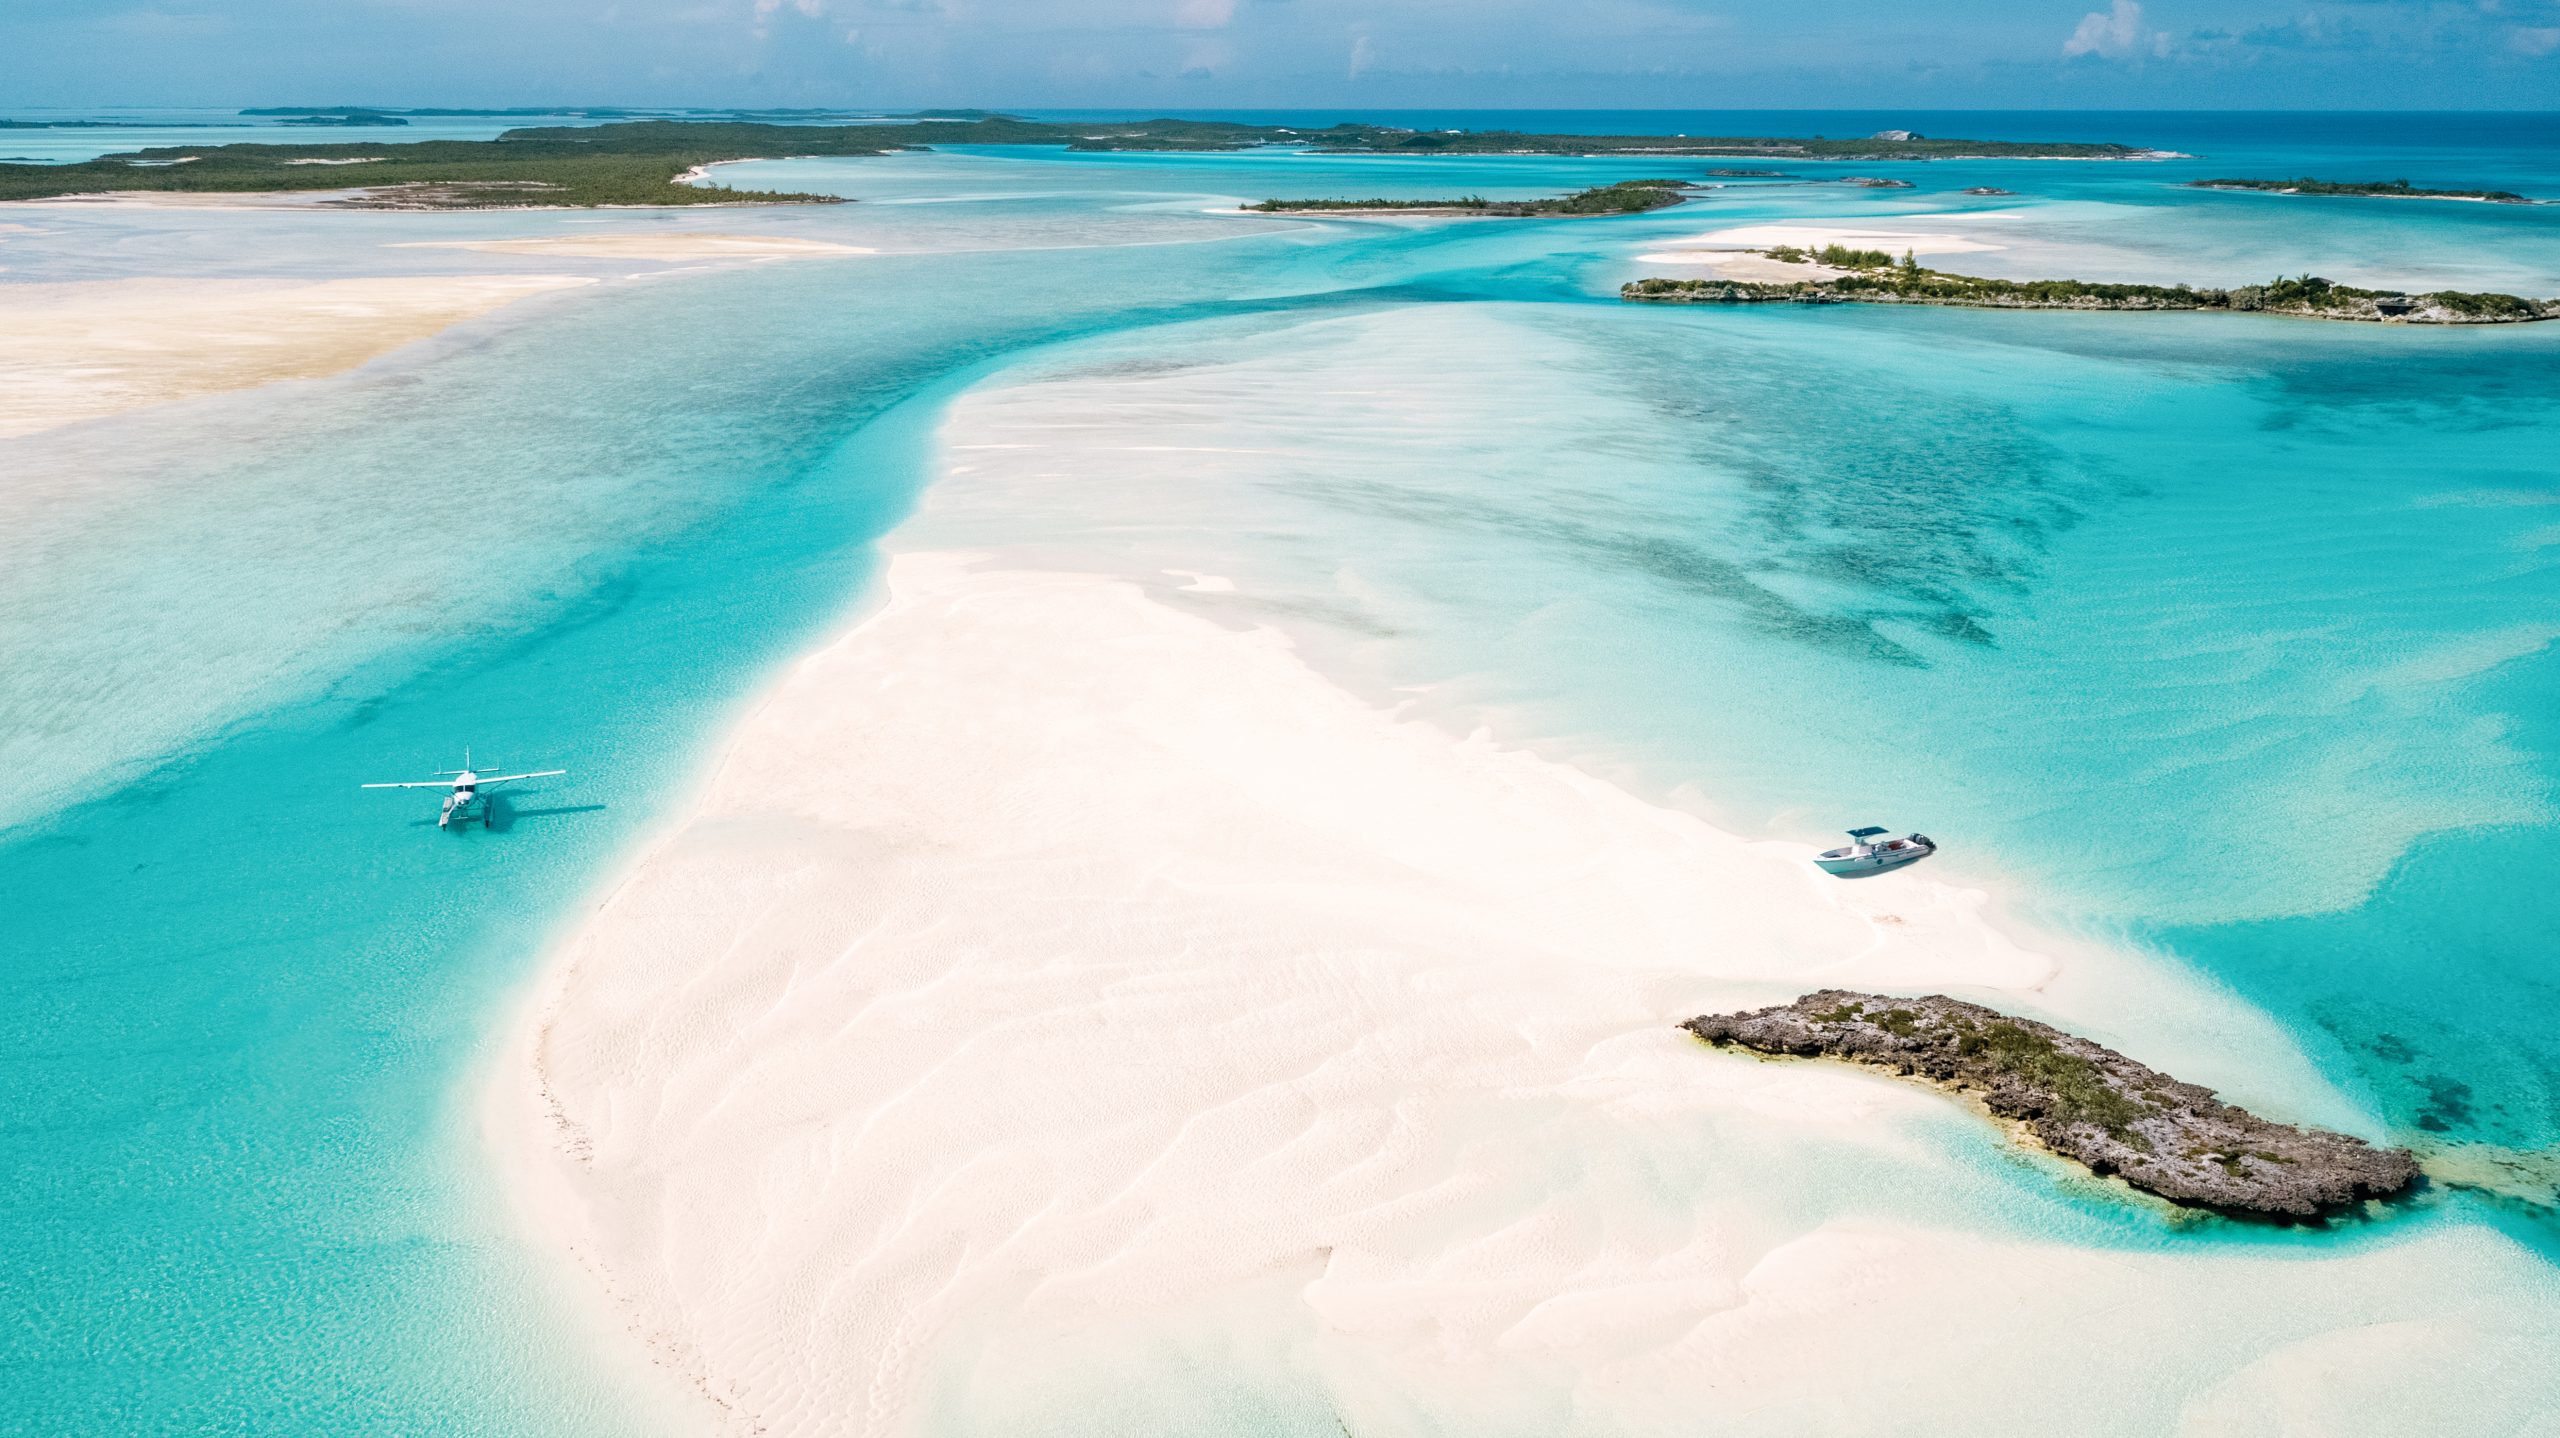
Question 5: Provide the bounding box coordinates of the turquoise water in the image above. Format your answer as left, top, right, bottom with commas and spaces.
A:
3, 114, 2558, 1429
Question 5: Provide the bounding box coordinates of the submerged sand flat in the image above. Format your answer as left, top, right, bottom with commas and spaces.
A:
0, 274, 592, 439
393, 233, 875, 262
507, 555, 2560, 1438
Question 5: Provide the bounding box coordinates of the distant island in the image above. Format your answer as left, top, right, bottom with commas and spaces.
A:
0, 119, 200, 130
280, 111, 410, 127
236, 104, 992, 122
1244, 179, 1690, 218
1, 121, 910, 208
2190, 177, 2534, 204
1625, 250, 2558, 325
1687, 992, 2420, 1220
0, 116, 2163, 210
1057, 120, 2150, 159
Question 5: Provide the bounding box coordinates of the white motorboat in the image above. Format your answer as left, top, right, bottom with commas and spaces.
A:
1814, 826, 1935, 876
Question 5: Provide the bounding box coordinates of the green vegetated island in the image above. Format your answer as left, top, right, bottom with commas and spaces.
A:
1624, 246, 2560, 325
2190, 176, 2536, 204
0, 117, 2153, 210
1244, 179, 1692, 217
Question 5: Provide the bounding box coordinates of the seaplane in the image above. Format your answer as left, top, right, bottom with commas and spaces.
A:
363, 750, 566, 829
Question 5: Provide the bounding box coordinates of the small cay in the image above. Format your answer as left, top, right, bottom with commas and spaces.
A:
1625, 261, 2560, 324
2188, 176, 2534, 204
1685, 991, 2421, 1219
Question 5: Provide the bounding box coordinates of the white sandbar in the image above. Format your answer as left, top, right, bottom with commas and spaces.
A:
1632, 248, 1855, 280
0, 274, 592, 439
502, 553, 2560, 1437
1638, 224, 2008, 278
393, 233, 874, 262
1659, 223, 2006, 255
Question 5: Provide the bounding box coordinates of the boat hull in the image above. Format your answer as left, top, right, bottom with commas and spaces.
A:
1814, 837, 1935, 875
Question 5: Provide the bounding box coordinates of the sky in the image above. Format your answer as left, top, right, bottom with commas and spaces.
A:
6, 0, 2557, 110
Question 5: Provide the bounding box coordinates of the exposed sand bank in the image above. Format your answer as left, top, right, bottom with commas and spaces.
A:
11, 189, 367, 210
392, 233, 874, 262
503, 553, 2560, 1437
0, 274, 592, 439
1630, 248, 1854, 281
1641, 223, 2006, 273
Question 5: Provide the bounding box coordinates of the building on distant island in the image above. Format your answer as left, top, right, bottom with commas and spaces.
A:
1871, 129, 1923, 141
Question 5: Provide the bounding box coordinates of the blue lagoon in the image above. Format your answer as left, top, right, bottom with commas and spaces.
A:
4, 112, 2558, 1435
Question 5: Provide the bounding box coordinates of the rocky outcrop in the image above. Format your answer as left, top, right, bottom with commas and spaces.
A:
1685, 991, 2420, 1219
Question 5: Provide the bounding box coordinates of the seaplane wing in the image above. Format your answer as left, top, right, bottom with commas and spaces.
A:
361, 780, 456, 789
472, 770, 566, 786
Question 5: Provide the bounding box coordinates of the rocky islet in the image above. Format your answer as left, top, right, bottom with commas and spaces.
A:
1685, 991, 2421, 1219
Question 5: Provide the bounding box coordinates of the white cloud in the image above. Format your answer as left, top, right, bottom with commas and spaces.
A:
2511, 24, 2560, 53
751, 0, 822, 37
2063, 0, 2157, 57
1348, 29, 1374, 77
1173, 0, 1234, 27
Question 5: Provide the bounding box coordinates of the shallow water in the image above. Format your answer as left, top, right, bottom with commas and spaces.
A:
3, 113, 2558, 1431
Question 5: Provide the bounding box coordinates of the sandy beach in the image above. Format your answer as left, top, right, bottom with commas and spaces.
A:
501, 553, 2560, 1437
393, 233, 875, 262
0, 274, 592, 439
1639, 222, 2007, 273
10, 189, 372, 209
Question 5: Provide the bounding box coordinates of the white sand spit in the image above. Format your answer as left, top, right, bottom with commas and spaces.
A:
1666, 223, 2005, 255
12, 189, 366, 209
0, 274, 591, 439
503, 554, 2560, 1437
394, 233, 874, 262
1633, 249, 1855, 280
1639, 223, 2009, 279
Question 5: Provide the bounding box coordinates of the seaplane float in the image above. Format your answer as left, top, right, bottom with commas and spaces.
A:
1814, 826, 1936, 876
363, 750, 565, 829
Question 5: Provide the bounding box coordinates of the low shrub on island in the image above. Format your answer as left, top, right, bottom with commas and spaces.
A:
1623, 261, 2559, 325
1686, 991, 2420, 1219
1764, 242, 1897, 269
